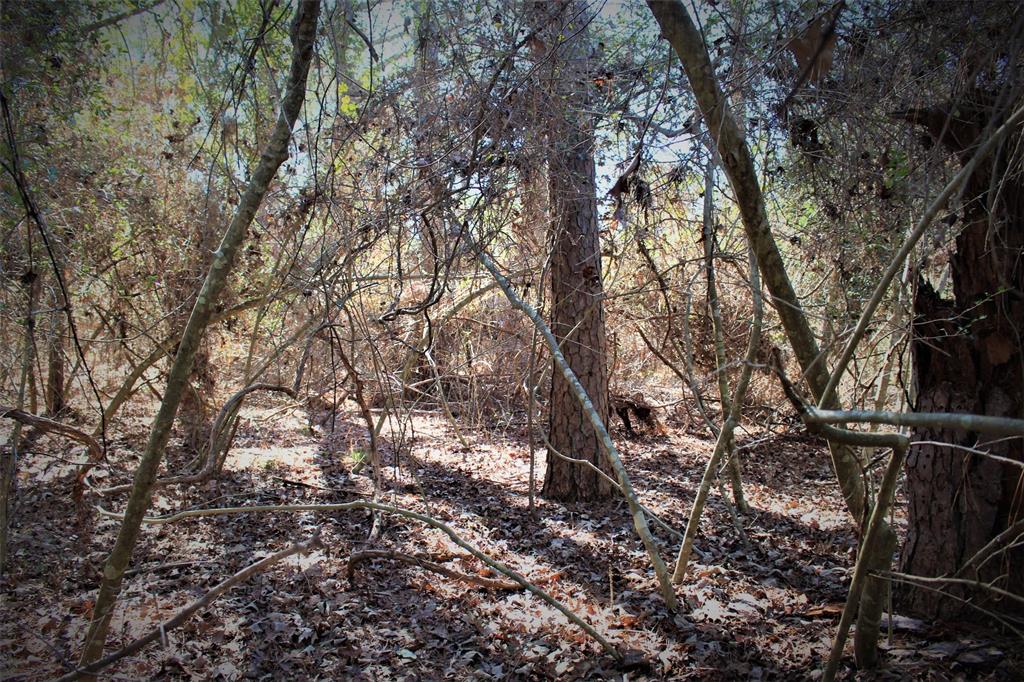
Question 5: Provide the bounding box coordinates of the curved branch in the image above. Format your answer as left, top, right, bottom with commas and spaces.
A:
97, 383, 296, 495
0, 405, 103, 497
97, 499, 623, 659
56, 530, 321, 681
347, 549, 522, 591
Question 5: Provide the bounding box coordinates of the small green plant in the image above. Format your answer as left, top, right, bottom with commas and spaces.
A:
349, 447, 366, 464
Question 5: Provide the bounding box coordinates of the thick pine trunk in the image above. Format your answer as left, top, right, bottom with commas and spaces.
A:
538, 2, 613, 502
900, 98, 1024, 618
542, 119, 613, 501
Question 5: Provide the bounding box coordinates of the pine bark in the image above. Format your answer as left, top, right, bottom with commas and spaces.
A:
541, 4, 612, 502
45, 302, 66, 416
900, 97, 1024, 618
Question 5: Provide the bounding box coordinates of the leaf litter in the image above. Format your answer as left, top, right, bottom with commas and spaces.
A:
1, 404, 1020, 680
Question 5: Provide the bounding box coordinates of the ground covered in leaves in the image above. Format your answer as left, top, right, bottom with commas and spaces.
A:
1, 400, 1020, 680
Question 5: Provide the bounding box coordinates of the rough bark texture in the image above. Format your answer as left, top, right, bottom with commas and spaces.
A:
900, 97, 1024, 618
45, 314, 66, 416
541, 3, 613, 502
543, 123, 612, 501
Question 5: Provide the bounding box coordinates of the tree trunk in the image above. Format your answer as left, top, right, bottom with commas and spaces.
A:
45, 293, 66, 417
540, 3, 612, 501
0, 261, 39, 575
78, 1, 320, 665
702, 157, 748, 513
900, 97, 1024, 618
647, 1, 898, 667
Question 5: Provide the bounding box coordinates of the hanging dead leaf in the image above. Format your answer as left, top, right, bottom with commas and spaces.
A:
787, 2, 843, 85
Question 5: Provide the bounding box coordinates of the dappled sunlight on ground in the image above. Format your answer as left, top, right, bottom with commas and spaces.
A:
1, 403, 1017, 679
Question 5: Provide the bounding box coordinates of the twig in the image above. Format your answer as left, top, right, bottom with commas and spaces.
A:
97, 384, 297, 495
123, 559, 217, 578
819, 100, 1024, 409
1, 92, 108, 452
873, 571, 1024, 609
81, 0, 165, 35
272, 476, 367, 495
672, 249, 762, 582
57, 531, 322, 681
96, 499, 623, 659
954, 518, 1024, 579
347, 549, 521, 590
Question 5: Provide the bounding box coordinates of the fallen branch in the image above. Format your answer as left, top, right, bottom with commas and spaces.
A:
347, 549, 522, 591
123, 559, 217, 578
56, 530, 321, 681
272, 476, 367, 495
0, 405, 102, 462
97, 500, 623, 660
97, 383, 296, 495
0, 405, 103, 497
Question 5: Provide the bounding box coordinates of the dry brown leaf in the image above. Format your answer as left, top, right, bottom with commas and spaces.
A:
787, 2, 843, 84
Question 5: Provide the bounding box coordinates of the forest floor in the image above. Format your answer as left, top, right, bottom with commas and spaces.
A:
1, 398, 1020, 680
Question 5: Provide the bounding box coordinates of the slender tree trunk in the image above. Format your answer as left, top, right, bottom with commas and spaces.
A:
899, 98, 1024, 618
674, 250, 762, 581
176, 199, 222, 453
0, 260, 39, 575
647, 1, 897, 667
43, 222, 72, 417
540, 1, 613, 501
701, 158, 748, 513
45, 305, 66, 416
77, 1, 320, 665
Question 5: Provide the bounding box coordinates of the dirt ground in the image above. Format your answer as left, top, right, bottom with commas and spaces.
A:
1, 399, 1020, 680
